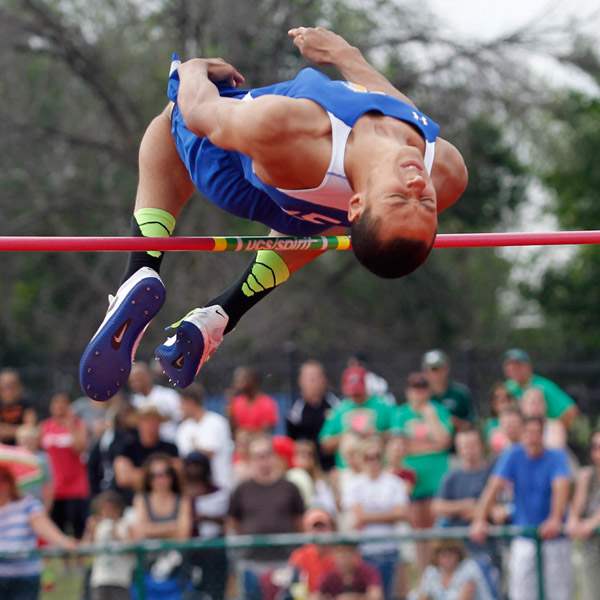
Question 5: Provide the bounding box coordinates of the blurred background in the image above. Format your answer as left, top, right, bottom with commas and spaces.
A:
1, 0, 600, 414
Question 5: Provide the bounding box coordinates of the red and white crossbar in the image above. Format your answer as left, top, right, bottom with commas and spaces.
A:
0, 230, 598, 252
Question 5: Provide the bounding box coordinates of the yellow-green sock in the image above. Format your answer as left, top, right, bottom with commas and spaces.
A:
207, 250, 290, 334
120, 208, 176, 284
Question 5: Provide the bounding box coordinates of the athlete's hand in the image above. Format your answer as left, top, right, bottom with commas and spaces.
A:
179, 58, 245, 87
288, 26, 355, 65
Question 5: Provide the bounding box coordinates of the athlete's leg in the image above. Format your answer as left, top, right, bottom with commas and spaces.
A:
121, 105, 194, 283
155, 227, 343, 387
80, 107, 194, 400
205, 230, 327, 334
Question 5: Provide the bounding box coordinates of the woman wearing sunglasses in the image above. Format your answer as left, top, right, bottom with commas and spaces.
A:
131, 454, 191, 599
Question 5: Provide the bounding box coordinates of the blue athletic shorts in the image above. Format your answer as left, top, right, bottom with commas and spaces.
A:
169, 77, 330, 236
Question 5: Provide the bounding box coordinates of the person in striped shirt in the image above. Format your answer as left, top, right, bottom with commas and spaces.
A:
0, 464, 77, 600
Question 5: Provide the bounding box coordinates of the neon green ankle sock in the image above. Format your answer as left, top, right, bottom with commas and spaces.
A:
134, 207, 176, 258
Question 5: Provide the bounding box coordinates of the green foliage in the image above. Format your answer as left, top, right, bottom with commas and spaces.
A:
0, 0, 537, 392
544, 94, 600, 227
530, 92, 600, 354
447, 117, 529, 231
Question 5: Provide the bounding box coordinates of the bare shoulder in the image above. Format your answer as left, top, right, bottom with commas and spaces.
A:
432, 138, 469, 214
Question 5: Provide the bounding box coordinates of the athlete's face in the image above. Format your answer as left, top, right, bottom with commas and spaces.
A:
349, 154, 438, 244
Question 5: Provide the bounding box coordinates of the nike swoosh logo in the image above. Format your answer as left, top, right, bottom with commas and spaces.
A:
111, 319, 131, 349
173, 355, 184, 369
215, 309, 226, 319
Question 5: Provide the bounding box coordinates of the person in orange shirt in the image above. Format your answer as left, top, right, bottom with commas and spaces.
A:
288, 508, 337, 594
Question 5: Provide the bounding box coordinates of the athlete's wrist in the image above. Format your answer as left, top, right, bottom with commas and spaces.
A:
332, 44, 363, 70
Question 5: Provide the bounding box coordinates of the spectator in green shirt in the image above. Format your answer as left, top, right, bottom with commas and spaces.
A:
422, 350, 474, 432
391, 372, 453, 573
503, 348, 579, 429
319, 366, 392, 468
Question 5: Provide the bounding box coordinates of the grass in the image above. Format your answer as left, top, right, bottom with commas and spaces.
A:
41, 559, 84, 600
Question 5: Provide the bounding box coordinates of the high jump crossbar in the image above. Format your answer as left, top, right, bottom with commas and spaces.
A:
0, 230, 599, 252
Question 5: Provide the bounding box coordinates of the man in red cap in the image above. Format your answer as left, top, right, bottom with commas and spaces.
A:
319, 366, 393, 467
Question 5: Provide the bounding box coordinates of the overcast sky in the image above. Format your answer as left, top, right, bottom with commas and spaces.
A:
427, 0, 600, 301
429, 0, 599, 40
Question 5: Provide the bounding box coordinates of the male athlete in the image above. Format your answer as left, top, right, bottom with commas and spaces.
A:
80, 27, 468, 400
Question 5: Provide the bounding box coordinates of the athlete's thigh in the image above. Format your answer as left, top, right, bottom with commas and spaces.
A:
136, 107, 194, 216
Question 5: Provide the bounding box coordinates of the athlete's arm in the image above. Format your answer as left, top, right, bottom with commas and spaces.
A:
177, 58, 310, 161
289, 27, 468, 211
288, 27, 416, 106
430, 139, 468, 213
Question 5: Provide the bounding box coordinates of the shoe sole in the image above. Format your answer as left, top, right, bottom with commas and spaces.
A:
79, 278, 166, 400
155, 320, 205, 388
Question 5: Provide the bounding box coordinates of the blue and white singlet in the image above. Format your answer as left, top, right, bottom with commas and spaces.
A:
168, 59, 440, 235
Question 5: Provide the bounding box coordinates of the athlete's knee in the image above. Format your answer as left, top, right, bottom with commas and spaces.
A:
139, 113, 174, 169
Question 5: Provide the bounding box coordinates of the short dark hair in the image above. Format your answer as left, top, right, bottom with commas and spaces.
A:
523, 415, 545, 430
93, 490, 126, 516
350, 206, 435, 278
181, 383, 205, 406
183, 451, 214, 487
500, 406, 523, 419
456, 426, 483, 444
50, 391, 71, 403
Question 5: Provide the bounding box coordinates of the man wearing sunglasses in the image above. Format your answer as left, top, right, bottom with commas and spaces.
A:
422, 350, 474, 432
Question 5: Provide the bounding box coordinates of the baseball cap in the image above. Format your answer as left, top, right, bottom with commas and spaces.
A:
272, 435, 295, 469
503, 348, 531, 363
302, 507, 335, 531
406, 372, 429, 389
422, 349, 449, 370
341, 366, 367, 396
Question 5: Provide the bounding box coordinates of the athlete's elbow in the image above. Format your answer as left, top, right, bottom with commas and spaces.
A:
178, 98, 215, 138
457, 156, 469, 197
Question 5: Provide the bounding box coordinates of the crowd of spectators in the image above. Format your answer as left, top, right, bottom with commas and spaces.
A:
0, 347, 593, 600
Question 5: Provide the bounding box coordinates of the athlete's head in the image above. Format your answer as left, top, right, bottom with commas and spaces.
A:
348, 158, 438, 278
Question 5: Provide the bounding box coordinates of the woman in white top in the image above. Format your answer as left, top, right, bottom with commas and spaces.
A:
331, 432, 363, 519
286, 439, 337, 515
341, 437, 410, 600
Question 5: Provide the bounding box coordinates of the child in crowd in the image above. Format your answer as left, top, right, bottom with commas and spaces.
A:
15, 425, 54, 510
86, 490, 134, 600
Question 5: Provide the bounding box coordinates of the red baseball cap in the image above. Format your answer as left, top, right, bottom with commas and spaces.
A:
341, 366, 367, 396
272, 435, 295, 469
